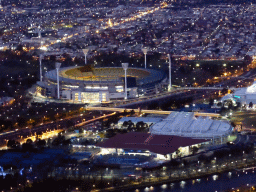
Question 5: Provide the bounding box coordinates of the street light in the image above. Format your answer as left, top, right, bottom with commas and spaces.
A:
55, 62, 61, 99
122, 63, 129, 100
82, 48, 89, 65
142, 48, 148, 69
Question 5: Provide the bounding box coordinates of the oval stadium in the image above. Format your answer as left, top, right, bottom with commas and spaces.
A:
35, 65, 166, 103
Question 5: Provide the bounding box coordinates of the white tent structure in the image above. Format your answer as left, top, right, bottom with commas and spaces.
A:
231, 81, 256, 105
150, 112, 232, 140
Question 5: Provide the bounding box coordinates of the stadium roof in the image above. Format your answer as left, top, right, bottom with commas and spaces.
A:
44, 67, 165, 86
150, 112, 232, 138
96, 132, 209, 155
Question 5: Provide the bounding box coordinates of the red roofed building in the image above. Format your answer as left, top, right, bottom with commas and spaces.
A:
96, 132, 209, 160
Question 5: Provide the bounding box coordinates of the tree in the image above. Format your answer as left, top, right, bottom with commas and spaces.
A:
36, 139, 46, 148
16, 44, 23, 51
209, 98, 214, 106
52, 134, 65, 146
26, 139, 33, 145
221, 88, 228, 95
49, 55, 56, 62
123, 109, 128, 116
127, 120, 134, 130
244, 55, 252, 65
66, 120, 74, 128
22, 143, 33, 151
63, 139, 71, 145
122, 121, 128, 128
175, 148, 181, 158
136, 121, 145, 130
7, 140, 16, 148
191, 146, 199, 155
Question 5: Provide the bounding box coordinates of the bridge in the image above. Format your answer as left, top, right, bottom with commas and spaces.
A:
86, 106, 221, 118
176, 87, 237, 90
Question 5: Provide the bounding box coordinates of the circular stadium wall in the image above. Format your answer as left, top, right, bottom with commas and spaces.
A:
35, 66, 166, 103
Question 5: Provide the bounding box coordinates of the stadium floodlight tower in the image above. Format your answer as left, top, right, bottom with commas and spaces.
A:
37, 26, 43, 48
122, 63, 129, 100
82, 48, 89, 65
168, 54, 172, 91
142, 47, 148, 69
55, 62, 62, 99
39, 54, 43, 82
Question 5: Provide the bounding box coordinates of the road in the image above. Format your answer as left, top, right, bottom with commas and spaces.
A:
0, 111, 110, 148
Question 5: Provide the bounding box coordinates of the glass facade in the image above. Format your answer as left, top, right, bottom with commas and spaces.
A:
115, 86, 124, 92
102, 93, 107, 102
81, 92, 99, 103
75, 93, 79, 101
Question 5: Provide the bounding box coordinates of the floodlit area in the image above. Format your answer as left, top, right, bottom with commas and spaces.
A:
0, 129, 63, 150
24, 129, 63, 143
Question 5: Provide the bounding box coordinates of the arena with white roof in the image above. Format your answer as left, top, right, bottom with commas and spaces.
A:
150, 112, 233, 139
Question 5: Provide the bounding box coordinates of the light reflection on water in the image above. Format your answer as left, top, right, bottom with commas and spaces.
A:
128, 168, 256, 192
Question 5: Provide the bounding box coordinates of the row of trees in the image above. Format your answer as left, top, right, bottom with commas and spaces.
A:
105, 121, 148, 138
7, 138, 46, 152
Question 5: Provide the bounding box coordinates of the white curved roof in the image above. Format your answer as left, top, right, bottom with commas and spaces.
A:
150, 112, 232, 138
246, 81, 256, 94
44, 67, 165, 86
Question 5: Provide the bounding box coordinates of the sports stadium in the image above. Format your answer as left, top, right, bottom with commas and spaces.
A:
35, 65, 166, 103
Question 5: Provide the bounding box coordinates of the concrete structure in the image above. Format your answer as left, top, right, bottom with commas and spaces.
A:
122, 63, 128, 100
39, 54, 43, 82
82, 48, 89, 65
34, 66, 165, 103
150, 111, 232, 140
55, 62, 61, 99
142, 48, 148, 69
168, 54, 172, 91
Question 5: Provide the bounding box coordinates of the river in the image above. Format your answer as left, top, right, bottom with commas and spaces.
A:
127, 167, 256, 192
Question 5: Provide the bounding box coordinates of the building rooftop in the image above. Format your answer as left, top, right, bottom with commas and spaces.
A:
150, 112, 232, 138
96, 132, 209, 155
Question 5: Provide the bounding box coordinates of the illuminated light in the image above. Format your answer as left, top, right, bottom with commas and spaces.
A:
213, 175, 218, 180
40, 46, 47, 51
180, 181, 186, 188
